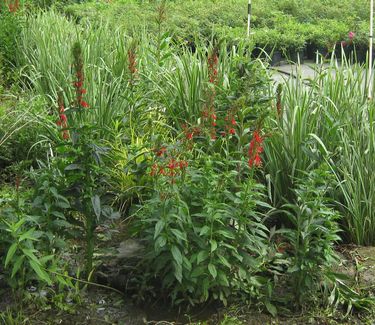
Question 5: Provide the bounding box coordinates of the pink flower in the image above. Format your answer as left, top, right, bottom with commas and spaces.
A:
348, 31, 355, 40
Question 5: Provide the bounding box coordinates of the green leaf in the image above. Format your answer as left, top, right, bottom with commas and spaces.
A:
218, 254, 231, 268
197, 251, 208, 264
174, 262, 183, 283
199, 226, 210, 236
154, 220, 165, 239
29, 260, 52, 285
191, 266, 205, 278
64, 164, 82, 171
218, 271, 230, 286
19, 228, 38, 242
5, 243, 18, 268
170, 228, 187, 241
265, 301, 277, 317
210, 239, 218, 253
238, 267, 247, 279
11, 255, 25, 278
155, 236, 167, 250
208, 263, 217, 279
21, 248, 39, 264
91, 195, 101, 219
171, 246, 183, 266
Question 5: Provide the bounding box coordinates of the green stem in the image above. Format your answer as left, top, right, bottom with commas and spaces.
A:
85, 216, 95, 278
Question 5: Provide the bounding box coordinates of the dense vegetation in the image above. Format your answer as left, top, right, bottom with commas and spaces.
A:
66, 0, 372, 59
0, 0, 375, 323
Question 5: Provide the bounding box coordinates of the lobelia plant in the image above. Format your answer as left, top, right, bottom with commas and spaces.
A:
47, 41, 119, 278
131, 127, 280, 313
281, 166, 341, 309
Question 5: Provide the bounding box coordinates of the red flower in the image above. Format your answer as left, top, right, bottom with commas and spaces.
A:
80, 100, 90, 108
201, 110, 209, 118
150, 163, 158, 176
254, 155, 262, 167
248, 130, 263, 168
179, 160, 188, 169
62, 130, 70, 140
168, 159, 177, 170
231, 118, 236, 126
59, 114, 67, 123
156, 147, 167, 156
229, 128, 236, 135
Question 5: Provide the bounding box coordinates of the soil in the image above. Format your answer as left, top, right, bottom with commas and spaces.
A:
1, 238, 374, 324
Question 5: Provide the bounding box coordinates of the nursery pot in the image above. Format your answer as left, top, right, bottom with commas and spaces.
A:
270, 50, 282, 66
306, 43, 316, 60
287, 50, 304, 64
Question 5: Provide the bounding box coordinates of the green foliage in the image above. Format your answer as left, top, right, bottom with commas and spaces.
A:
0, 7, 23, 83
0, 192, 68, 290
3, 4, 375, 319
0, 96, 48, 179
282, 166, 341, 308
331, 102, 375, 245
132, 148, 278, 308
64, 0, 371, 57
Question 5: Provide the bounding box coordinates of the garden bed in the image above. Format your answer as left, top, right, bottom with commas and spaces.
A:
1, 1, 375, 324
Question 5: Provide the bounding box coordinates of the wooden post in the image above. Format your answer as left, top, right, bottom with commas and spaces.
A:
247, 0, 252, 37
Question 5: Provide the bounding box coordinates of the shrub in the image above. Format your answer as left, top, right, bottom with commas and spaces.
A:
0, 5, 23, 84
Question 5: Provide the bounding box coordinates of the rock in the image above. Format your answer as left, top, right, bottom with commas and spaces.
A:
117, 239, 144, 259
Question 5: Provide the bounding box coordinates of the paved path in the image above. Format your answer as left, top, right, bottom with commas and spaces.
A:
270, 60, 334, 83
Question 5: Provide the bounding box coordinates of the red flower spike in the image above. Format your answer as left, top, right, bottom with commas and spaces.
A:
254, 155, 262, 167
59, 114, 67, 123
248, 129, 264, 168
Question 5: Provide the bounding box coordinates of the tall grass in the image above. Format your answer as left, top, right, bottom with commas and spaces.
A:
265, 53, 375, 245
